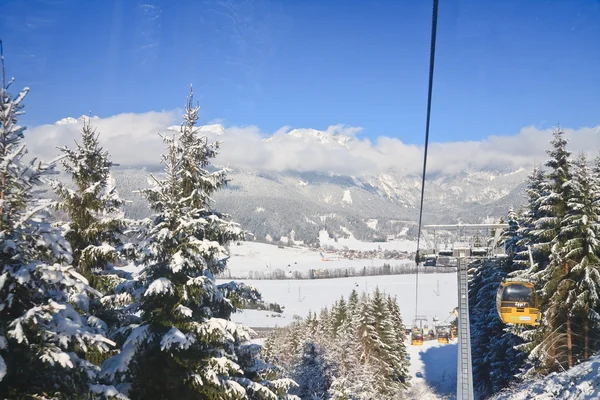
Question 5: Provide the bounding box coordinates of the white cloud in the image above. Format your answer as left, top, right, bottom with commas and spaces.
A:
23, 111, 600, 177
26, 111, 178, 167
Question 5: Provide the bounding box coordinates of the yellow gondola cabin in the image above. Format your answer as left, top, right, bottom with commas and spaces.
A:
411, 327, 424, 346
496, 281, 540, 325
437, 328, 450, 344
411, 332, 424, 346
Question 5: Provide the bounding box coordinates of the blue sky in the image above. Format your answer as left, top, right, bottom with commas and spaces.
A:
1, 0, 599, 144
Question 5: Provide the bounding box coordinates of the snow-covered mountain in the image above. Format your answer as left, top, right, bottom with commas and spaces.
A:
265, 127, 353, 148
101, 164, 529, 245
49, 120, 531, 243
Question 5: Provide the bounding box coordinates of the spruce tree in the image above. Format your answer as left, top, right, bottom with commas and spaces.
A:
386, 294, 409, 385
50, 121, 127, 282
526, 127, 574, 372
562, 154, 600, 362
49, 121, 136, 349
514, 167, 548, 272
292, 341, 332, 400
101, 89, 294, 399
0, 52, 115, 399
370, 287, 404, 395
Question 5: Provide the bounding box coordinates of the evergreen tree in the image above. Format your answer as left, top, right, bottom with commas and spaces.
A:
386, 294, 409, 385
330, 297, 347, 337
370, 287, 404, 395
347, 289, 359, 315
354, 293, 390, 396
501, 209, 521, 257
0, 56, 115, 399
292, 341, 332, 400
526, 127, 574, 372
514, 167, 548, 272
50, 121, 127, 282
562, 154, 600, 362
49, 121, 136, 350
535, 126, 572, 276
262, 289, 410, 400
101, 89, 294, 399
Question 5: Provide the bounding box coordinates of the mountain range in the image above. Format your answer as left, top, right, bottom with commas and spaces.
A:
48, 118, 532, 244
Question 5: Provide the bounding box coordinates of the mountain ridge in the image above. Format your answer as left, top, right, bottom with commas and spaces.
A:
48, 118, 531, 243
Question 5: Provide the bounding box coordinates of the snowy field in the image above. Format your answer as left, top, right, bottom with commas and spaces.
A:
222, 272, 458, 329
223, 240, 414, 278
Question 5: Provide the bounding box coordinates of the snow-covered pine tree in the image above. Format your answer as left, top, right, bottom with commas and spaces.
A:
49, 120, 137, 356
501, 209, 521, 257
352, 292, 391, 397
385, 294, 409, 386
262, 289, 411, 400
292, 341, 332, 400
370, 287, 405, 395
329, 307, 358, 399
514, 167, 548, 272
528, 126, 574, 372
329, 297, 347, 338
535, 126, 572, 273
0, 51, 116, 399
317, 307, 331, 337
562, 154, 600, 362
101, 89, 294, 399
50, 120, 127, 282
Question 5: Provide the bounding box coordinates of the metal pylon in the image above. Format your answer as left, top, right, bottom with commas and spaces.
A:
456, 257, 474, 399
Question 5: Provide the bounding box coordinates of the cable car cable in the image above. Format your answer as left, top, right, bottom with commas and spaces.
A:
414, 0, 439, 320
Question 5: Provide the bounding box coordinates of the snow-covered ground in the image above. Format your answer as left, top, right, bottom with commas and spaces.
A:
407, 339, 457, 399
223, 240, 414, 278
318, 229, 416, 252
223, 272, 457, 331
491, 355, 600, 399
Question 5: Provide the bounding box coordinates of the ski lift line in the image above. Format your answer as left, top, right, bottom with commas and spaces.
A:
414, 0, 439, 319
